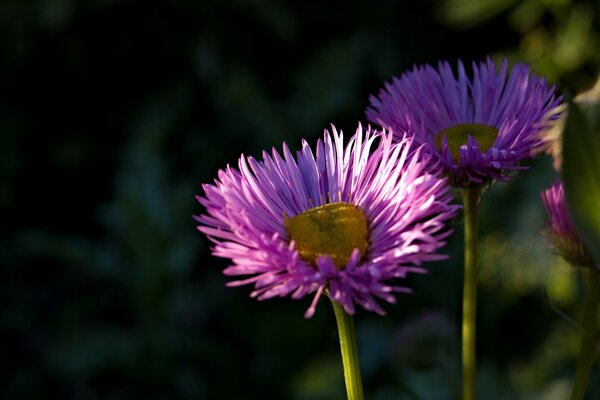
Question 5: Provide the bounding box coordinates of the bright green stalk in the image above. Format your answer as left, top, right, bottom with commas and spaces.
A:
570, 267, 599, 400
462, 187, 480, 400
331, 299, 364, 400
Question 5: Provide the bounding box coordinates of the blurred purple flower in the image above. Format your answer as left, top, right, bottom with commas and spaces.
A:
541, 180, 594, 268
195, 125, 459, 317
394, 311, 455, 370
367, 58, 562, 188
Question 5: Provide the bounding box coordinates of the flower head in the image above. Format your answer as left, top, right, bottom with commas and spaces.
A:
367, 58, 562, 188
541, 180, 594, 268
196, 125, 459, 317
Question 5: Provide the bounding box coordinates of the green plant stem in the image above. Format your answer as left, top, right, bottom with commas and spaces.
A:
570, 268, 599, 400
331, 298, 364, 400
462, 187, 480, 400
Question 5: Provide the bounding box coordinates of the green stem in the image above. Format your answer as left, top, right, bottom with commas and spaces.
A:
462, 187, 480, 400
331, 298, 364, 400
570, 268, 599, 400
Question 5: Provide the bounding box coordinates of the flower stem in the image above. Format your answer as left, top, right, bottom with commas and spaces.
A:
570, 267, 599, 400
462, 187, 480, 400
331, 299, 364, 400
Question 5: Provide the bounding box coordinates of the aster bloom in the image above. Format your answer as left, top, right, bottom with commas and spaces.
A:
368, 58, 562, 400
367, 58, 562, 188
195, 124, 458, 318
541, 180, 594, 268
541, 180, 600, 400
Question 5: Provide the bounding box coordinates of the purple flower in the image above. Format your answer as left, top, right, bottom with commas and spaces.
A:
195, 125, 459, 317
541, 180, 594, 268
367, 58, 562, 188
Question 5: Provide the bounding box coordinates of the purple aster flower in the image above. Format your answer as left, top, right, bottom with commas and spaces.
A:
195, 125, 459, 318
541, 180, 594, 268
367, 58, 562, 188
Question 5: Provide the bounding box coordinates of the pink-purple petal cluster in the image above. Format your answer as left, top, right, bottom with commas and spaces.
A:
367, 58, 562, 187
541, 180, 594, 268
196, 125, 459, 317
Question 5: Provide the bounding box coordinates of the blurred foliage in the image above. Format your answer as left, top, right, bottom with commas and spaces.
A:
563, 100, 600, 263
1, 0, 600, 399
438, 0, 600, 87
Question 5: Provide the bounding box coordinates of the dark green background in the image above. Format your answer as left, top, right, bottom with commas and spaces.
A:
2, 0, 600, 398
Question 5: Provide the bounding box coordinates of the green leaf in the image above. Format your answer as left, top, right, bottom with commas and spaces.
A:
438, 0, 518, 27
562, 101, 600, 264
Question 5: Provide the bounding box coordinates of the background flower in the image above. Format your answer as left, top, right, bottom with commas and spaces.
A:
196, 125, 459, 317
541, 180, 594, 268
367, 58, 562, 187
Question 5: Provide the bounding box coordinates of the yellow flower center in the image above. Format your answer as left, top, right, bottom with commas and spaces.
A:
285, 202, 368, 269
435, 123, 499, 162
